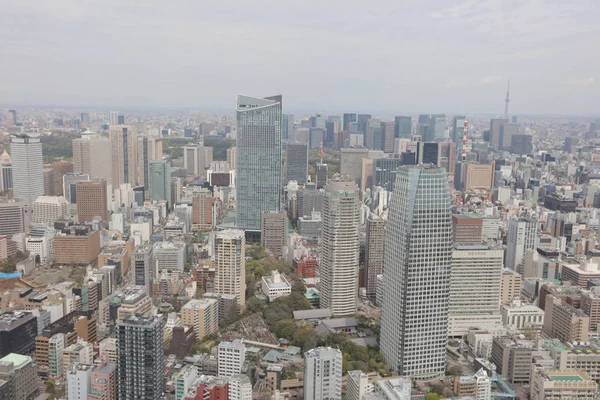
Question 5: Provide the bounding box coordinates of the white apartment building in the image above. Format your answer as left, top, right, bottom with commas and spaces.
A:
32, 196, 70, 225
261, 270, 292, 301
217, 339, 246, 377
229, 374, 252, 400
303, 347, 343, 400
66, 363, 94, 400
154, 241, 186, 272
505, 218, 537, 270
214, 230, 246, 313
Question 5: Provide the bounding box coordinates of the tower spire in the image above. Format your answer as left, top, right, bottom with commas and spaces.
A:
504, 79, 510, 119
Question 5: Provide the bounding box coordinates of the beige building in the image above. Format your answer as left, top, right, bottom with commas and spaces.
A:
181, 298, 219, 341
452, 215, 483, 244
109, 125, 138, 188
530, 366, 598, 400
544, 296, 590, 343
32, 196, 70, 225
359, 158, 374, 197
72, 133, 112, 183
261, 211, 287, 257
76, 179, 108, 222
117, 287, 152, 322
501, 268, 523, 304
464, 163, 494, 191
215, 230, 246, 314
580, 288, 600, 332
491, 337, 533, 384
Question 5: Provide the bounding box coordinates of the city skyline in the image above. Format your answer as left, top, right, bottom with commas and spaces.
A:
1, 1, 599, 115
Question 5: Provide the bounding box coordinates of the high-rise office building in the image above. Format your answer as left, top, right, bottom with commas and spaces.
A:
32, 196, 70, 225
286, 142, 308, 184
191, 188, 213, 231
137, 137, 150, 190
320, 180, 360, 316
417, 114, 433, 142
76, 179, 108, 222
260, 211, 287, 257
215, 230, 246, 313
235, 95, 282, 231
303, 347, 343, 400
451, 116, 466, 147
499, 123, 518, 151
183, 144, 205, 176
282, 114, 293, 140
226, 147, 236, 170
505, 218, 538, 270
449, 245, 503, 337
133, 244, 154, 294
10, 134, 43, 207
117, 315, 164, 400
7, 110, 17, 126
394, 116, 412, 139
489, 118, 508, 148
72, 133, 112, 184
432, 114, 446, 139
381, 121, 395, 153
63, 172, 90, 203
381, 166, 452, 378
80, 112, 91, 128
109, 111, 118, 126
0, 200, 24, 236
365, 212, 385, 299
417, 142, 439, 165
0, 157, 13, 193
373, 158, 403, 192
109, 125, 138, 188
315, 163, 328, 189
149, 160, 172, 206
343, 113, 357, 131
117, 115, 125, 124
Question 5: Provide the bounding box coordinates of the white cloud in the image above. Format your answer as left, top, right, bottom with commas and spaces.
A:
428, 11, 443, 18
480, 76, 501, 85
566, 77, 595, 87
445, 80, 467, 88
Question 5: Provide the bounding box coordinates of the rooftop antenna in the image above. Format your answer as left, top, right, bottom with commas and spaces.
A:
504, 79, 510, 119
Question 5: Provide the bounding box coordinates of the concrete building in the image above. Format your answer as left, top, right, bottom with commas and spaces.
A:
10, 134, 44, 207
236, 95, 282, 231
117, 315, 164, 400
501, 299, 544, 330
72, 133, 112, 183
506, 218, 538, 270
501, 269, 523, 304
491, 337, 533, 384
320, 180, 360, 317
0, 200, 24, 237
181, 298, 219, 341
544, 296, 590, 343
154, 241, 186, 272
174, 365, 198, 400
561, 259, 600, 287
0, 353, 38, 400
347, 370, 370, 400
217, 339, 245, 377
316, 163, 328, 189
449, 245, 503, 337
183, 144, 205, 177
53, 227, 101, 265
381, 122, 395, 153
303, 347, 342, 400
286, 142, 308, 184
62, 172, 89, 203
149, 160, 172, 206
191, 188, 213, 231
32, 196, 69, 225
530, 366, 597, 400
109, 125, 138, 188
580, 288, 600, 332
88, 362, 117, 400
132, 244, 154, 294
381, 166, 453, 379
464, 163, 494, 191
0, 311, 37, 358
62, 339, 93, 377
452, 215, 483, 245
261, 270, 292, 301
489, 118, 508, 149
116, 287, 153, 322
365, 212, 385, 299
66, 362, 94, 400
229, 374, 252, 400
261, 211, 287, 257
76, 180, 108, 222
499, 123, 518, 150
340, 148, 384, 184
214, 230, 246, 313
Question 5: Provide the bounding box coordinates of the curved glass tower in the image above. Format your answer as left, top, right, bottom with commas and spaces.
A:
235, 94, 282, 231
380, 165, 453, 379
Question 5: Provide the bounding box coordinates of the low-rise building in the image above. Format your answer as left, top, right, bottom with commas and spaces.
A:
53, 225, 101, 265
501, 299, 544, 330
261, 271, 292, 301
530, 366, 598, 400
491, 337, 533, 384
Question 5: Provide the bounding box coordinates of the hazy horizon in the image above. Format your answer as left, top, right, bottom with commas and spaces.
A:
1, 0, 598, 115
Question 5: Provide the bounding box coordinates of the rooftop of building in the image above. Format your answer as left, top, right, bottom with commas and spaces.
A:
0, 310, 35, 330
67, 363, 94, 374
293, 308, 332, 320
182, 298, 217, 310
118, 314, 162, 328
0, 353, 30, 367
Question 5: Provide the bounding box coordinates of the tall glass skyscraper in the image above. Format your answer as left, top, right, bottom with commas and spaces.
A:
236, 95, 282, 231
380, 165, 452, 379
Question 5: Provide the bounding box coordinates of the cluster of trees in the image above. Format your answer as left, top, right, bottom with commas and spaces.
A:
41, 132, 79, 162
204, 138, 234, 160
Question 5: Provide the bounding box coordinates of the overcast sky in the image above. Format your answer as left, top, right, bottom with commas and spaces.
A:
1, 0, 598, 116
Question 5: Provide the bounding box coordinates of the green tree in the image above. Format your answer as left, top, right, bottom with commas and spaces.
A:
246, 297, 266, 314
291, 325, 315, 348
274, 319, 296, 339
425, 393, 441, 400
